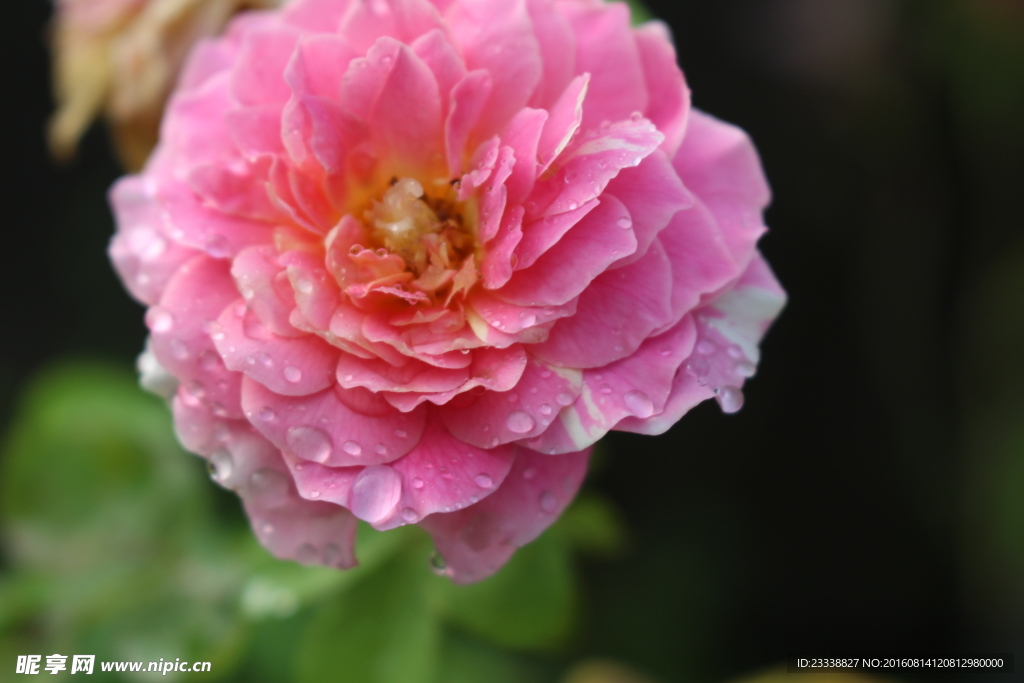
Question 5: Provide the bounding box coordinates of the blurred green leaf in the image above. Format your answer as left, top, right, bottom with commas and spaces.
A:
429, 530, 575, 653
435, 632, 553, 683
552, 493, 627, 557
622, 0, 652, 25
297, 541, 440, 683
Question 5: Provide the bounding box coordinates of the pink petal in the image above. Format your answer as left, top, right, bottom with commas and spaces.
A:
339, 37, 403, 120
467, 290, 577, 335
159, 180, 274, 260
656, 198, 741, 329
445, 71, 494, 178
157, 73, 236, 170
248, 496, 360, 569
367, 419, 517, 530
242, 377, 427, 467
149, 255, 244, 419
438, 356, 582, 448
214, 299, 339, 396
384, 345, 529, 411
280, 250, 340, 330
285, 34, 358, 101
231, 25, 303, 107
420, 445, 591, 583
282, 0, 350, 32
499, 107, 548, 205
412, 30, 467, 120
634, 22, 690, 158
562, 2, 647, 132
497, 194, 637, 307
531, 238, 674, 368
481, 205, 524, 290
524, 0, 576, 109
443, 0, 542, 140
536, 73, 588, 172
225, 106, 287, 161
232, 245, 303, 337
513, 198, 598, 271
603, 148, 692, 269
528, 117, 664, 219
527, 315, 697, 454
336, 354, 468, 394
370, 44, 444, 174
477, 146, 514, 243
109, 177, 199, 306
188, 158, 282, 224
674, 110, 771, 271
338, 0, 445, 54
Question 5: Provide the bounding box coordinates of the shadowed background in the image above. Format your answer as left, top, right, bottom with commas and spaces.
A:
1, 1, 1022, 681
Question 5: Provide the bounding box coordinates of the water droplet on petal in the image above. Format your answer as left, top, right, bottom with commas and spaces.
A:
308, 490, 321, 499
401, 507, 418, 523
616, 216, 633, 229
556, 392, 574, 406
258, 353, 273, 367
343, 441, 362, 456
249, 468, 289, 505
540, 491, 558, 513
258, 407, 276, 422
474, 473, 493, 488
623, 390, 655, 418
521, 314, 537, 327
394, 429, 408, 439
696, 340, 716, 355
539, 403, 553, 416
322, 544, 343, 567
295, 278, 313, 294
540, 369, 552, 379
599, 384, 613, 395
286, 426, 333, 463
412, 477, 425, 490
296, 543, 319, 564
349, 466, 402, 523
208, 449, 233, 485
284, 366, 302, 383
736, 361, 757, 378
715, 386, 745, 414
146, 307, 173, 333
506, 410, 536, 434
429, 551, 448, 576
375, 443, 388, 456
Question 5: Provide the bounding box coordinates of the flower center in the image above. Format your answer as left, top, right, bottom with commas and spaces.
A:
365, 177, 475, 279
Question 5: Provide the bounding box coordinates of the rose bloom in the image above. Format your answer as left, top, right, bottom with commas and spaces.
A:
110, 0, 785, 582
49, 0, 282, 170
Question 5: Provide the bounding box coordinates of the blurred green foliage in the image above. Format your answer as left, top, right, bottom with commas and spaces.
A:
0, 362, 627, 682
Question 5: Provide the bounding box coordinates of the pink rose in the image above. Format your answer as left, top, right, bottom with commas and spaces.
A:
110, 0, 785, 583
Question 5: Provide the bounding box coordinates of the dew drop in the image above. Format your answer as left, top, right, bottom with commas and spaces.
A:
523, 466, 537, 480
616, 216, 633, 229
146, 307, 173, 333
322, 544, 343, 567
540, 491, 558, 513
308, 490, 321, 499
539, 403, 553, 416
295, 278, 313, 294
249, 468, 289, 505
286, 426, 333, 463
208, 449, 233, 484
599, 384, 613, 395
296, 543, 319, 564
350, 466, 402, 523
401, 507, 418, 523
474, 473, 493, 488
507, 393, 519, 403
736, 361, 757, 378
623, 390, 655, 418
696, 340, 716, 355
556, 392, 574, 406
716, 385, 745, 414
375, 443, 388, 456
412, 477, 425, 490
258, 353, 273, 367
394, 428, 408, 439
490, 437, 500, 447
540, 369, 552, 379
284, 366, 303, 383
506, 410, 536, 434
520, 313, 537, 327
343, 441, 362, 456
429, 552, 448, 576
258, 407, 276, 422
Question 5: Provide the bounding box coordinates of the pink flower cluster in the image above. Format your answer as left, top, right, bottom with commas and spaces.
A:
110, 0, 785, 582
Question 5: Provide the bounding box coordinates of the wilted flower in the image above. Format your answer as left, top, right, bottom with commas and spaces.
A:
110, 0, 785, 582
49, 0, 283, 169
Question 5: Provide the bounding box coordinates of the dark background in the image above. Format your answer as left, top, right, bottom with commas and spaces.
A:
2, 1, 1023, 681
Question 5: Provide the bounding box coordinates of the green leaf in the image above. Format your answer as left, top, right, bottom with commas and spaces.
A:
297, 542, 440, 683
429, 531, 575, 653
435, 632, 553, 683
551, 493, 628, 557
